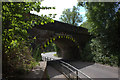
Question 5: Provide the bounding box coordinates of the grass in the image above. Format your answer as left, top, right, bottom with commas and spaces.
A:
53, 54, 58, 57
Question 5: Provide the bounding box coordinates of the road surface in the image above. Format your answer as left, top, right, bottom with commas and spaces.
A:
41, 52, 119, 79
69, 61, 118, 79
41, 52, 62, 60
47, 65, 67, 80
42, 52, 67, 80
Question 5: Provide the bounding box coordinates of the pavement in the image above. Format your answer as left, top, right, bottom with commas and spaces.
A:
47, 65, 67, 80
23, 61, 47, 79
69, 61, 118, 79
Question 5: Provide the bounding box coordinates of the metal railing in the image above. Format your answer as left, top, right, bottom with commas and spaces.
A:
42, 56, 55, 61
42, 56, 93, 80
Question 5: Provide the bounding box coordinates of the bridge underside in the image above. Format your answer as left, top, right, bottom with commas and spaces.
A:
54, 38, 81, 60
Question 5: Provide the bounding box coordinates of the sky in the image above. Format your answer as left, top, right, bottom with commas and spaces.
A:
30, 0, 87, 25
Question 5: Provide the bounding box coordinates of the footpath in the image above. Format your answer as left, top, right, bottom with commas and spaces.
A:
24, 61, 46, 79
18, 61, 67, 80
17, 61, 47, 80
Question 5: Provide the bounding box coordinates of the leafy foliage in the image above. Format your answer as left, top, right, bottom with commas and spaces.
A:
43, 43, 58, 52
2, 2, 54, 54
79, 2, 120, 66
60, 6, 82, 26
32, 45, 42, 61
2, 2, 55, 77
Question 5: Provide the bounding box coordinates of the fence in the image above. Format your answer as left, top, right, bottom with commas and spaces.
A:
42, 56, 93, 80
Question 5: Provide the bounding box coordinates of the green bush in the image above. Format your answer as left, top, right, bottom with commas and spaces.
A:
54, 54, 58, 57
32, 45, 42, 61
81, 41, 94, 62
81, 38, 118, 66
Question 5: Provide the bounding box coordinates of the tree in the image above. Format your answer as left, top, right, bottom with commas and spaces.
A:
78, 2, 120, 66
2, 2, 55, 53
80, 20, 92, 30
59, 6, 82, 26
2, 2, 55, 77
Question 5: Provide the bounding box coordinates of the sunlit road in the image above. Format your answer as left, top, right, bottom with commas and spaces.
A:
41, 52, 62, 60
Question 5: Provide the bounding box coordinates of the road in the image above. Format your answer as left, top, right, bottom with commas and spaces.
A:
41, 52, 62, 60
41, 52, 119, 79
68, 61, 118, 79
42, 52, 67, 80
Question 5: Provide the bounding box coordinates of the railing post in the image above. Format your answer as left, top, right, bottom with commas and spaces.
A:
42, 56, 43, 61
43, 57, 45, 61
47, 57, 48, 61
45, 57, 47, 61
76, 70, 78, 80
68, 65, 70, 79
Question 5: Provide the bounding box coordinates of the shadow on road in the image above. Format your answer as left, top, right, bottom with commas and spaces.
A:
67, 61, 95, 69
47, 65, 67, 80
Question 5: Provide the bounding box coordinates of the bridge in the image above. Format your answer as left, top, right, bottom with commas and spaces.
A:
28, 14, 91, 60
5, 14, 118, 80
